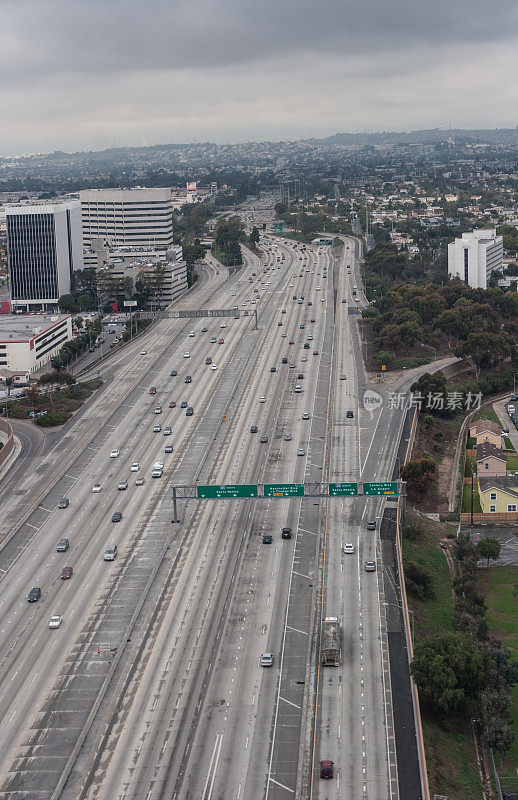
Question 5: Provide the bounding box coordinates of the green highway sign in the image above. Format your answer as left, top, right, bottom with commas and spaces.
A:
264, 483, 304, 498
362, 481, 399, 496
196, 484, 258, 499
329, 482, 358, 497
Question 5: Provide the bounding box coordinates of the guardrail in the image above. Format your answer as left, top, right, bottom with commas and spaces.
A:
0, 418, 14, 469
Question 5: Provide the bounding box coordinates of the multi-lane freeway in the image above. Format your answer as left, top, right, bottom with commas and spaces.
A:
0, 200, 431, 800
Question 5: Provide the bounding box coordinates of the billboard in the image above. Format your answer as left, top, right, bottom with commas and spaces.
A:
123, 300, 138, 307
187, 182, 197, 193
0, 301, 10, 314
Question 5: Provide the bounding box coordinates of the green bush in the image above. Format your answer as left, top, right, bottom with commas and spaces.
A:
35, 411, 69, 427
405, 559, 435, 600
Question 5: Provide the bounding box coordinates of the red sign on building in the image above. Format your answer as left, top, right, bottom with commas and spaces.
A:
0, 301, 10, 314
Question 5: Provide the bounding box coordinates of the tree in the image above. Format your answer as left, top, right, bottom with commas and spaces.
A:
249, 226, 260, 247
410, 632, 488, 714
477, 537, 501, 565
400, 457, 436, 498
482, 718, 515, 755
58, 294, 76, 313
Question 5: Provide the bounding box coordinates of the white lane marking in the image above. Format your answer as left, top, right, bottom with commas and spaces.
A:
279, 696, 301, 710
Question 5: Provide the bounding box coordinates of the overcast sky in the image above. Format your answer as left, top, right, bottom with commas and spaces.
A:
3, 0, 518, 155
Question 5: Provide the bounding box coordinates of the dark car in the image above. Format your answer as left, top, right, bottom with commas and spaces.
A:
112, 512, 123, 522
277, 321, 283, 326
270, 367, 277, 372
180, 401, 188, 408
170, 370, 177, 377
320, 760, 334, 779
185, 376, 192, 383
281, 357, 288, 364
56, 538, 69, 552
27, 587, 41, 603
169, 401, 176, 408
366, 520, 376, 530
281, 527, 292, 539
303, 343, 310, 349
297, 373, 304, 379
250, 425, 258, 433
346, 410, 354, 418
262, 534, 273, 544
60, 566, 73, 580
58, 498, 69, 509
259, 436, 269, 443
186, 407, 194, 416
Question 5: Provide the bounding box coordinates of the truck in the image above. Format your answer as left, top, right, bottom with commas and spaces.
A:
321, 616, 341, 666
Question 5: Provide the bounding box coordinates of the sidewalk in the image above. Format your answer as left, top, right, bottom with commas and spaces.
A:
493, 396, 518, 450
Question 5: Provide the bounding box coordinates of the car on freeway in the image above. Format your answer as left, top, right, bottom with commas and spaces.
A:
110, 449, 120, 458
27, 587, 41, 603
149, 387, 157, 394
57, 538, 69, 552
58, 498, 69, 509
343, 543, 355, 554
188, 330, 195, 337
320, 760, 334, 779
346, 410, 354, 418
284, 433, 292, 441
180, 401, 188, 408
303, 343, 310, 349
60, 566, 73, 579
165, 444, 173, 453
184, 352, 190, 358
164, 426, 172, 435
92, 483, 102, 493
301, 356, 307, 362
307, 334, 313, 340
170, 370, 177, 377
277, 321, 283, 326
220, 322, 226, 328
282, 309, 286, 313
297, 447, 305, 455
117, 479, 128, 490
140, 349, 147, 355
202, 326, 208, 332
250, 425, 258, 433
130, 462, 140, 472
365, 561, 376, 572
104, 545, 118, 561
205, 357, 212, 364
340, 374, 347, 380
169, 401, 177, 408
135, 477, 145, 486
154, 406, 162, 414
289, 340, 294, 345
218, 338, 224, 344
294, 386, 302, 393
112, 512, 123, 523
341, 298, 347, 303
281, 357, 288, 364
211, 364, 218, 370
302, 412, 310, 420
49, 615, 63, 629
289, 363, 296, 369
313, 350, 319, 355
366, 520, 376, 530
210, 337, 217, 343
185, 375, 192, 383
186, 407, 194, 416
281, 333, 287, 338
260, 653, 274, 667
262, 534, 273, 544
153, 423, 162, 432
281, 527, 292, 539
310, 318, 315, 322
258, 397, 266, 403
297, 373, 304, 379
270, 367, 277, 373
259, 436, 269, 443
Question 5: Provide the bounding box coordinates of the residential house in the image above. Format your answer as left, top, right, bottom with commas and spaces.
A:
476, 442, 507, 477
478, 477, 518, 514
468, 419, 502, 448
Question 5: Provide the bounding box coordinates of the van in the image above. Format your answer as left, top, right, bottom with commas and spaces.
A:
152, 467, 163, 478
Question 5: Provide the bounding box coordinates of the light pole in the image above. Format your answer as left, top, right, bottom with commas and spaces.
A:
382, 602, 415, 649
420, 342, 436, 361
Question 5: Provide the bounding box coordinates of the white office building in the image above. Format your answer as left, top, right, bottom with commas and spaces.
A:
80, 188, 175, 250
0, 314, 72, 376
448, 229, 503, 289
6, 202, 83, 310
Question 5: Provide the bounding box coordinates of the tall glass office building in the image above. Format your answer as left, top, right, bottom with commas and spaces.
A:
6, 201, 83, 311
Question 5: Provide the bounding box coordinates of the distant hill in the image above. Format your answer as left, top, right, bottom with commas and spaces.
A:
307, 128, 518, 146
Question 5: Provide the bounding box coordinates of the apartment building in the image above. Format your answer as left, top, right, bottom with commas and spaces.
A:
448, 229, 503, 289
80, 188, 175, 250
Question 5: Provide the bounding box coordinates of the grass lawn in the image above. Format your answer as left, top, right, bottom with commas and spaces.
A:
461, 481, 482, 513
479, 566, 518, 777
506, 452, 518, 471
402, 524, 453, 638
474, 406, 501, 426
504, 436, 516, 452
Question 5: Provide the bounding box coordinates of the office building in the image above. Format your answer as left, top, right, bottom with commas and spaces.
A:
0, 314, 72, 377
80, 188, 175, 250
98, 246, 187, 309
448, 229, 503, 289
6, 202, 83, 311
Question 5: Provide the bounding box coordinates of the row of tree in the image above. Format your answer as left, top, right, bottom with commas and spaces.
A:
212, 216, 244, 266
50, 318, 102, 370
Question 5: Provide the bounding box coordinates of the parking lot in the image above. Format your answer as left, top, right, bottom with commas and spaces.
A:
470, 526, 518, 567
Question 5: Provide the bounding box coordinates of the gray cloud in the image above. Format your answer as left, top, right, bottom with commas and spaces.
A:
1, 0, 517, 153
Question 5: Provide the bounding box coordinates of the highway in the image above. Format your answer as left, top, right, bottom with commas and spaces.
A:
0, 198, 428, 800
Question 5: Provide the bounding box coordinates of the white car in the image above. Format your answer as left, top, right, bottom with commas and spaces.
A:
211, 364, 218, 370
140, 349, 147, 355
220, 322, 227, 328
130, 462, 140, 472
343, 543, 355, 554
49, 615, 63, 629
92, 483, 102, 493
189, 331, 195, 337
110, 449, 120, 458
184, 352, 190, 358
302, 412, 310, 420
297, 448, 306, 456
259, 397, 266, 403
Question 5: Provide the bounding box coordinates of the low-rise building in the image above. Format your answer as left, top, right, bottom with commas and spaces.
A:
478, 477, 518, 514
0, 314, 72, 376
476, 442, 507, 477
468, 419, 502, 447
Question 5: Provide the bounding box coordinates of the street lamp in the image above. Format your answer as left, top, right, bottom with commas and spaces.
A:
419, 342, 436, 361
383, 602, 415, 649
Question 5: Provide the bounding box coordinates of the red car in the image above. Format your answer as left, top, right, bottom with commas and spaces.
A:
320, 760, 334, 779
169, 401, 176, 408
149, 387, 157, 395
218, 338, 224, 344
289, 340, 294, 345
313, 350, 319, 355
310, 318, 315, 322
60, 566, 73, 580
